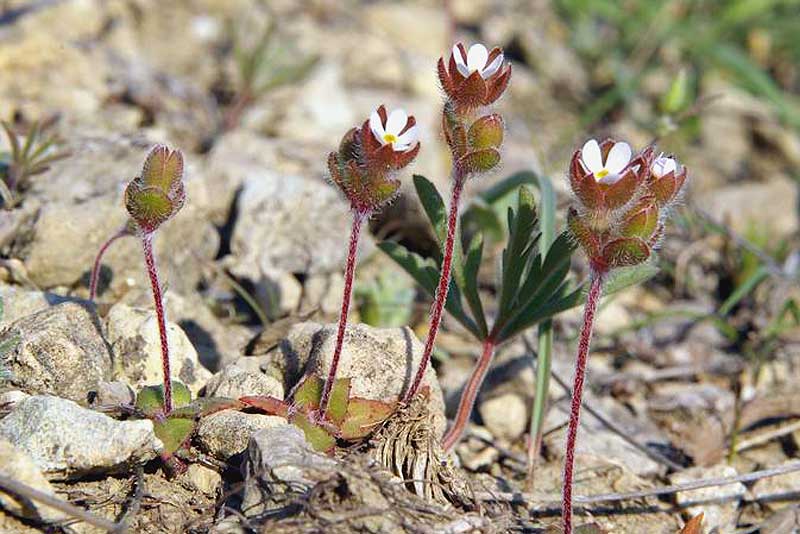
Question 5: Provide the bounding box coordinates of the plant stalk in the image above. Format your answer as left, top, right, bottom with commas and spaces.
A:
89, 226, 129, 301
319, 211, 364, 417
526, 319, 553, 488
442, 337, 496, 451
404, 175, 465, 403
562, 271, 604, 534
142, 233, 173, 414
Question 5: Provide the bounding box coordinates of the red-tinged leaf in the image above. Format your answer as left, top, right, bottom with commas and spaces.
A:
679, 512, 704, 534
602, 237, 650, 268
291, 412, 336, 453
240, 395, 290, 418
457, 148, 500, 175
339, 397, 396, 440
602, 167, 640, 210
468, 114, 504, 150
567, 207, 601, 258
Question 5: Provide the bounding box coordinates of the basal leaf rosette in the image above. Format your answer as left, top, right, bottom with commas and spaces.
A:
328, 105, 419, 215
568, 139, 687, 273
437, 43, 511, 114
124, 145, 186, 234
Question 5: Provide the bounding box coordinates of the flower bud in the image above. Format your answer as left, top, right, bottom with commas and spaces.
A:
125, 145, 185, 234
468, 114, 504, 151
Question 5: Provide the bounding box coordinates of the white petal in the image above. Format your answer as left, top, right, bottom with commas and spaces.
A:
369, 110, 385, 141
653, 156, 677, 176
393, 141, 412, 152
396, 124, 418, 146
581, 139, 603, 173
385, 109, 408, 136
453, 45, 470, 77
466, 43, 489, 73
481, 53, 503, 79
605, 142, 632, 174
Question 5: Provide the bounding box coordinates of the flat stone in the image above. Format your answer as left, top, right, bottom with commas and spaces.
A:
0, 395, 161, 480
1, 302, 111, 402
196, 411, 285, 459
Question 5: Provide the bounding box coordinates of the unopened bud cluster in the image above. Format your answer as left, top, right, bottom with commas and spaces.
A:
125, 145, 186, 235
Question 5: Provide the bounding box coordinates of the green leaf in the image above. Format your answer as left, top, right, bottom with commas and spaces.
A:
154, 418, 195, 455
536, 175, 557, 253
339, 397, 396, 440
498, 284, 583, 340
291, 413, 336, 453
413, 175, 447, 248
293, 375, 323, 409
292, 376, 350, 425
135, 382, 192, 414
460, 233, 488, 338
603, 262, 660, 296
498, 186, 539, 318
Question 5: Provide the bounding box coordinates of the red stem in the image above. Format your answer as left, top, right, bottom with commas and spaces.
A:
442, 338, 495, 451
404, 176, 465, 403
318, 212, 364, 417
89, 226, 129, 301
562, 271, 604, 534
142, 233, 172, 414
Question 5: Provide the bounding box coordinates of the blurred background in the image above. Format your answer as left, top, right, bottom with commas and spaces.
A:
0, 1, 798, 530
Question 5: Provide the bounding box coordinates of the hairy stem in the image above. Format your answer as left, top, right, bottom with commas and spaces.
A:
562, 272, 604, 534
89, 226, 130, 301
318, 211, 364, 417
142, 233, 172, 414
442, 338, 495, 451
404, 176, 465, 403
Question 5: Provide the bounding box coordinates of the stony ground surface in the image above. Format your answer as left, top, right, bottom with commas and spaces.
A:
0, 0, 798, 533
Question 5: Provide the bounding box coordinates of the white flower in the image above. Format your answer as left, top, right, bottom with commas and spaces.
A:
453, 43, 504, 79
651, 153, 678, 177
580, 139, 632, 184
369, 108, 418, 152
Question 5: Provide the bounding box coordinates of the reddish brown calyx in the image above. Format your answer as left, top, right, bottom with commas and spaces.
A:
438, 42, 511, 114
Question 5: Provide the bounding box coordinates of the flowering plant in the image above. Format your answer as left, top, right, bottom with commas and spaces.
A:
561, 138, 687, 533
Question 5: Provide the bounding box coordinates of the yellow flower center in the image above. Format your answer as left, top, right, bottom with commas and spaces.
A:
595, 168, 609, 179
383, 133, 398, 144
